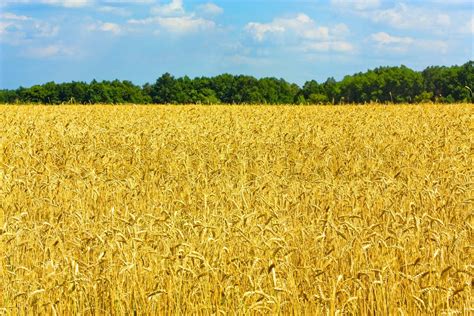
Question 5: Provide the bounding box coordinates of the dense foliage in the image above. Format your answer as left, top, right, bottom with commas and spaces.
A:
1, 61, 472, 104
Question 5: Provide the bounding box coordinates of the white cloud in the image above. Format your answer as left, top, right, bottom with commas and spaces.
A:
331, 1, 469, 37
303, 41, 354, 53
40, 0, 92, 8
102, 0, 155, 3
197, 3, 223, 16
99, 22, 121, 34
0, 21, 14, 36
23, 44, 75, 58
128, 0, 217, 35
370, 31, 448, 54
0, 0, 31, 6
245, 13, 354, 53
1, 0, 92, 7
416, 40, 449, 54
0, 13, 59, 45
97, 6, 131, 16
332, 23, 350, 37
128, 15, 214, 33
151, 0, 184, 16
246, 14, 330, 42
157, 16, 214, 33
87, 21, 121, 34
427, 0, 472, 4
33, 21, 60, 37
466, 17, 474, 34
245, 22, 284, 41
331, 0, 380, 10
366, 3, 451, 31
371, 32, 413, 45
1, 12, 31, 20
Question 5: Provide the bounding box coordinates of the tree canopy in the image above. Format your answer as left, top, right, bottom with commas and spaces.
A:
1, 61, 472, 104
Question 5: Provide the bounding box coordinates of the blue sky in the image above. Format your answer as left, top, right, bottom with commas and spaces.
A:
0, 0, 472, 88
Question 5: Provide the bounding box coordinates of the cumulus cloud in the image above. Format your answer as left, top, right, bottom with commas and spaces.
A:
0, 11, 80, 61
332, 23, 350, 37
0, 0, 156, 8
332, 1, 468, 37
151, 0, 185, 16
1, 0, 92, 7
97, 6, 131, 16
197, 3, 223, 16
245, 13, 353, 53
0, 21, 14, 37
363, 3, 451, 31
128, 0, 217, 35
128, 15, 214, 33
302, 41, 354, 53
155, 16, 214, 33
40, 0, 92, 8
101, 0, 155, 3
371, 32, 414, 45
416, 40, 449, 54
370, 31, 448, 54
1, 12, 31, 20
33, 22, 60, 37
466, 17, 474, 34
330, 0, 380, 10
246, 14, 330, 41
87, 21, 121, 34
4, 0, 153, 7
245, 22, 284, 41
0, 12, 59, 45
427, 0, 472, 4
23, 44, 75, 58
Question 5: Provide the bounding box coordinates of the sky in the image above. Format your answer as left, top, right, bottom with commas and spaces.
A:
0, 0, 473, 89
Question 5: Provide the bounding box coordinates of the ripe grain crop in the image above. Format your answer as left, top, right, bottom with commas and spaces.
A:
0, 104, 472, 314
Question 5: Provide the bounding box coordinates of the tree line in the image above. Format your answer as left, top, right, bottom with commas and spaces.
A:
1, 61, 472, 105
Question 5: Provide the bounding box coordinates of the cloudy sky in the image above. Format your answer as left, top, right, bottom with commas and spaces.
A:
0, 0, 472, 88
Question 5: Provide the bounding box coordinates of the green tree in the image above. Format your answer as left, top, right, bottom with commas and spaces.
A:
151, 73, 179, 104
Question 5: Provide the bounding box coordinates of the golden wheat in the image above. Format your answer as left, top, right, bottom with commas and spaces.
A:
0, 104, 472, 314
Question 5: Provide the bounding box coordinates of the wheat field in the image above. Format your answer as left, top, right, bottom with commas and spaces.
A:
0, 104, 472, 314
